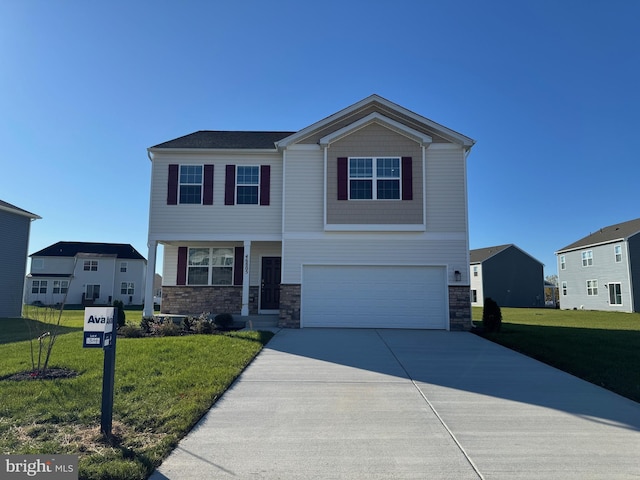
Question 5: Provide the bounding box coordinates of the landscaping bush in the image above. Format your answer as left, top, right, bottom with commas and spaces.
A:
156, 319, 181, 336
113, 300, 126, 329
120, 323, 143, 338
214, 313, 234, 329
482, 297, 502, 333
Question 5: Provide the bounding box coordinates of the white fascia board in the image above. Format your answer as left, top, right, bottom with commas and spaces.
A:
319, 112, 432, 147
0, 204, 41, 219
149, 233, 283, 244
555, 238, 626, 255
147, 147, 279, 156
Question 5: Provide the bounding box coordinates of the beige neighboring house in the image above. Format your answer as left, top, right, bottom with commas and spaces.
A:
144, 94, 476, 330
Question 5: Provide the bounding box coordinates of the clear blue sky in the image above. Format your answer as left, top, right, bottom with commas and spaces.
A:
2, 0, 639, 277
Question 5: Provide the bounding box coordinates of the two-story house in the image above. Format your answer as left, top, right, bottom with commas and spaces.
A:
470, 244, 544, 308
143, 95, 475, 329
0, 199, 40, 317
556, 217, 640, 312
26, 242, 147, 306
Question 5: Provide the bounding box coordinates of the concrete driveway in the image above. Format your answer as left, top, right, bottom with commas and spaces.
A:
150, 329, 640, 479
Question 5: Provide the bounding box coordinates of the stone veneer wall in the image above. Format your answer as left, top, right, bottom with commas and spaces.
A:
279, 284, 301, 328
249, 286, 259, 314
449, 286, 472, 331
161, 286, 242, 315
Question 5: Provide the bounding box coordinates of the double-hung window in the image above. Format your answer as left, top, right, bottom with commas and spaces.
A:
586, 279, 598, 296
236, 166, 259, 204
53, 280, 68, 294
560, 255, 566, 270
608, 283, 622, 305
84, 260, 98, 271
32, 280, 47, 294
179, 165, 203, 204
614, 245, 622, 263
562, 281, 567, 296
121, 282, 135, 295
187, 247, 234, 285
581, 250, 593, 267
120, 262, 128, 273
349, 157, 400, 200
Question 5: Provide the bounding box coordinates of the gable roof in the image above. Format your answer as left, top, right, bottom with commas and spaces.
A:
470, 244, 513, 264
556, 217, 640, 253
150, 131, 295, 150
276, 94, 475, 149
31, 241, 146, 260
0, 199, 41, 220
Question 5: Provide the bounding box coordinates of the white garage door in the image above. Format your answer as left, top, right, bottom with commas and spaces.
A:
301, 265, 447, 329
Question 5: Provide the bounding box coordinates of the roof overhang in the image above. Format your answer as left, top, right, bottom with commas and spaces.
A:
0, 203, 41, 220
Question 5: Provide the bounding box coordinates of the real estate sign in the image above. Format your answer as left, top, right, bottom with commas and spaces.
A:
83, 307, 115, 348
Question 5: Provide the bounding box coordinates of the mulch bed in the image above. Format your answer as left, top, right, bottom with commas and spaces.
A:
2, 368, 79, 381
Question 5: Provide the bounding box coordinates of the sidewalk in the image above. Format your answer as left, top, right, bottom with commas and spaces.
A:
150, 329, 640, 479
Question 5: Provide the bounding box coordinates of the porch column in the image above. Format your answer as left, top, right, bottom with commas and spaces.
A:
143, 240, 157, 318
241, 240, 251, 316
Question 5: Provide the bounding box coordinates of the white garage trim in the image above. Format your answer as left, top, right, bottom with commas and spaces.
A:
301, 264, 448, 329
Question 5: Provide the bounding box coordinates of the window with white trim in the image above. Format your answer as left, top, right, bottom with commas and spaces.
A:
179, 165, 203, 204
349, 157, 400, 200
614, 245, 622, 263
586, 279, 598, 296
32, 280, 47, 294
187, 247, 234, 285
473, 266, 478, 277
83, 260, 98, 271
86, 284, 100, 300
32, 258, 44, 270
120, 262, 128, 273
53, 280, 68, 294
121, 282, 135, 295
581, 250, 593, 267
608, 283, 622, 305
560, 255, 565, 270
236, 166, 259, 204
471, 290, 477, 302
562, 281, 567, 296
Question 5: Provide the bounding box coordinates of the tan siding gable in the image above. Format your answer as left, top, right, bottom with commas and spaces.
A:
425, 145, 467, 232
283, 148, 324, 233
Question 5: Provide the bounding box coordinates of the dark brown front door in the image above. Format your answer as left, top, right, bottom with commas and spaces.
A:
261, 257, 281, 310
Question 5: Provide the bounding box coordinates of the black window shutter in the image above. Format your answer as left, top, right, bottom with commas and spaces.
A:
167, 164, 179, 205
337, 157, 348, 200
203, 164, 214, 205
401, 157, 413, 201
177, 247, 187, 285
260, 165, 270, 206
225, 165, 236, 205
233, 247, 244, 286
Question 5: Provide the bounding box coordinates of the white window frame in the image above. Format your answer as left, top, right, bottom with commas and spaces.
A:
32, 280, 47, 294
608, 282, 622, 305
121, 282, 135, 295
83, 260, 98, 271
187, 247, 234, 286
120, 262, 128, 273
32, 258, 44, 270
614, 245, 622, 263
471, 289, 477, 302
562, 281, 567, 296
581, 250, 593, 267
86, 284, 100, 300
236, 166, 260, 205
586, 279, 598, 296
560, 255, 566, 270
179, 164, 203, 205
53, 280, 68, 295
348, 157, 401, 200
473, 266, 478, 277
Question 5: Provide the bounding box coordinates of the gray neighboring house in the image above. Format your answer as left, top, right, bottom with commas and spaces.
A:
556, 217, 640, 312
0, 200, 40, 318
470, 244, 544, 308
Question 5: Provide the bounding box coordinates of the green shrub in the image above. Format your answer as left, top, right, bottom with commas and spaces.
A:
140, 317, 153, 334
194, 319, 213, 334
156, 320, 181, 337
482, 298, 502, 333
213, 313, 234, 329
120, 324, 143, 338
112, 300, 126, 329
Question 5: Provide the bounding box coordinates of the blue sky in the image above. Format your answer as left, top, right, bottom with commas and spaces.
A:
2, 0, 639, 277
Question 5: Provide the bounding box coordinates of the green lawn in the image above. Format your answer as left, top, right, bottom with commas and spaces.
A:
0, 308, 274, 480
472, 307, 640, 403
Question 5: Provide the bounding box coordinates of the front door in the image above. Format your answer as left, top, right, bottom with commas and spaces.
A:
261, 257, 281, 310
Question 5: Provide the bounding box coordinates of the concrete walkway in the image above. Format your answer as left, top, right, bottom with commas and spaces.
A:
150, 329, 640, 479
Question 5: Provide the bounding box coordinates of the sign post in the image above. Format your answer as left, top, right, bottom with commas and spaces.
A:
83, 307, 117, 439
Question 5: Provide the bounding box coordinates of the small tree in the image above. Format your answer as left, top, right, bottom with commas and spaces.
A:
482, 297, 502, 333
112, 300, 126, 329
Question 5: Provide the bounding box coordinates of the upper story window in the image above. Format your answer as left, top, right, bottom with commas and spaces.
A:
83, 260, 98, 271
179, 165, 203, 204
614, 245, 622, 263
120, 262, 128, 273
349, 157, 400, 200
187, 247, 234, 285
473, 266, 478, 277
560, 255, 566, 270
236, 166, 259, 204
32, 258, 44, 270
581, 250, 593, 267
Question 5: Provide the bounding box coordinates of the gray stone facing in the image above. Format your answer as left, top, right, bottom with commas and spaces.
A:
449, 286, 472, 331
279, 284, 301, 328
161, 286, 242, 315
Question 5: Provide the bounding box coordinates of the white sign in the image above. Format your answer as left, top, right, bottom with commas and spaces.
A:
83, 307, 115, 348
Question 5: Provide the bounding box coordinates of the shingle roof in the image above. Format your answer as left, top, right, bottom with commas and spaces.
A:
31, 242, 146, 260
557, 217, 640, 253
469, 244, 513, 264
0, 199, 40, 219
150, 131, 296, 150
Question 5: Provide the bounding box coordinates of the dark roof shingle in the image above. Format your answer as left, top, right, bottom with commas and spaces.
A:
31, 242, 146, 260
151, 131, 296, 150
557, 217, 640, 252
469, 244, 513, 264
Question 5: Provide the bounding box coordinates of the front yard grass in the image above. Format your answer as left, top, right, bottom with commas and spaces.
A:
472, 307, 640, 403
0, 310, 274, 480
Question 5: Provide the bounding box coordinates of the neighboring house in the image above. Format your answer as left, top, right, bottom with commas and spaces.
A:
470, 244, 544, 308
143, 94, 475, 329
0, 200, 40, 317
26, 242, 146, 306
556, 217, 640, 312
